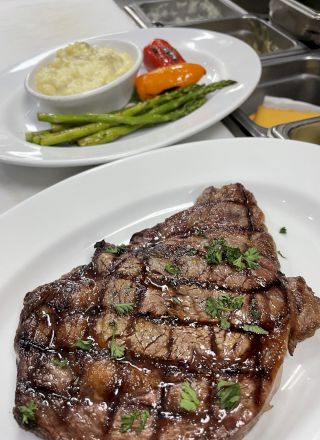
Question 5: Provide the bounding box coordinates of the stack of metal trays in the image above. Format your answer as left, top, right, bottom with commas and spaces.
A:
270, 116, 320, 144
270, 0, 320, 46
230, 51, 320, 137
115, 0, 320, 144
182, 15, 305, 60
118, 0, 246, 28
116, 0, 306, 59
227, 0, 270, 18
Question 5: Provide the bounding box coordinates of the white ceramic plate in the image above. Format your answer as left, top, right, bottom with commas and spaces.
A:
1, 138, 319, 439
0, 28, 260, 167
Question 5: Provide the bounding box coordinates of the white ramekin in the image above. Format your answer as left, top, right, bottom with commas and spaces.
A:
25, 39, 142, 114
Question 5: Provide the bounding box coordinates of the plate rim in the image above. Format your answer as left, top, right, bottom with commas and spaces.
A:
1, 137, 320, 439
1, 136, 319, 284
1, 136, 319, 220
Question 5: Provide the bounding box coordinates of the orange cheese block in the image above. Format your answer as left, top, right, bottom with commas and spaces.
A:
250, 106, 320, 128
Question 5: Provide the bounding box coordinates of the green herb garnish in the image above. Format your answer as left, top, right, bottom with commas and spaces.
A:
19, 401, 37, 424
121, 410, 150, 433
53, 358, 68, 368
279, 227, 287, 234
206, 294, 244, 318
74, 338, 93, 351
111, 341, 125, 359
113, 303, 134, 315
242, 247, 260, 270
224, 245, 242, 264
179, 381, 201, 411
172, 296, 183, 305
186, 248, 197, 256
105, 244, 128, 255
242, 324, 268, 335
217, 380, 241, 410
206, 293, 244, 330
110, 323, 125, 359
205, 237, 228, 264
250, 298, 261, 322
232, 255, 246, 271
277, 250, 286, 259
220, 316, 231, 330
164, 263, 180, 276
205, 238, 261, 271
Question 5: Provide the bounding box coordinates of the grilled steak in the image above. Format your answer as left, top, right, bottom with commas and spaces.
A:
14, 183, 320, 439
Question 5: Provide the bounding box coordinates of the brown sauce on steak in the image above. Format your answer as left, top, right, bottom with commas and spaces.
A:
14, 183, 320, 439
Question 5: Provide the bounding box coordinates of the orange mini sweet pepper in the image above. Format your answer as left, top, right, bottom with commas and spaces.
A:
135, 63, 206, 101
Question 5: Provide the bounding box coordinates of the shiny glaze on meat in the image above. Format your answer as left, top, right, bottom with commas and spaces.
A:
14, 183, 320, 439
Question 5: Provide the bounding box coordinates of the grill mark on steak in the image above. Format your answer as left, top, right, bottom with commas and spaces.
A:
241, 187, 265, 410
14, 183, 320, 440
16, 335, 275, 381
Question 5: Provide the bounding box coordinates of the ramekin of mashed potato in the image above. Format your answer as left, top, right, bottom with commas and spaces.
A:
25, 38, 142, 113
35, 42, 134, 96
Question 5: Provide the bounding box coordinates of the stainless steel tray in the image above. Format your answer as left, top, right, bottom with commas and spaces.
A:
182, 15, 305, 60
270, 0, 320, 45
228, 0, 270, 17
232, 51, 320, 137
270, 116, 320, 144
117, 0, 246, 28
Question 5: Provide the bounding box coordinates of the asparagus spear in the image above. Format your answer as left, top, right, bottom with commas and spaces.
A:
78, 97, 206, 146
77, 125, 142, 147
25, 123, 81, 143
27, 80, 236, 147
36, 122, 114, 146
36, 87, 199, 125
119, 84, 201, 116
149, 80, 236, 115
36, 80, 236, 125
25, 123, 67, 142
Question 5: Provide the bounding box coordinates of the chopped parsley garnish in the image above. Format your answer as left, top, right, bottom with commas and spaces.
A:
220, 316, 231, 330
120, 410, 150, 433
19, 401, 37, 424
206, 237, 228, 264
179, 381, 201, 411
105, 244, 128, 255
164, 263, 180, 276
217, 380, 241, 410
206, 293, 244, 330
279, 227, 287, 234
242, 247, 261, 270
53, 358, 68, 368
111, 340, 125, 359
186, 248, 197, 256
277, 250, 286, 259
249, 298, 261, 322
242, 324, 268, 335
231, 255, 246, 271
110, 323, 125, 359
113, 303, 134, 315
205, 238, 261, 271
74, 338, 93, 351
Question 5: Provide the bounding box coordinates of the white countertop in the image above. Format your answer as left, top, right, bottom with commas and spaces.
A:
0, 0, 233, 215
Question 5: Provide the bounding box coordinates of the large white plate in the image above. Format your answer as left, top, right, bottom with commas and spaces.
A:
0, 28, 260, 167
1, 138, 319, 439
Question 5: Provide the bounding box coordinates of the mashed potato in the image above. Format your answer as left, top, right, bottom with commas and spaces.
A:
35, 42, 133, 96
